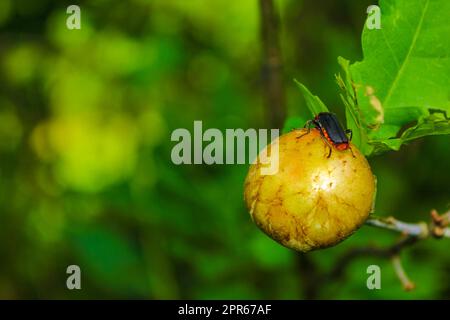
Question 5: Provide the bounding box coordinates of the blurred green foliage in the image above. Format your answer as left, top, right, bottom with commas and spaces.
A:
0, 0, 449, 299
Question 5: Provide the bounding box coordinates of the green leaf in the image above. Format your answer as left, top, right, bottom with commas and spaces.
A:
336, 57, 372, 155
366, 112, 450, 155
294, 79, 329, 117
399, 111, 450, 142
348, 0, 450, 155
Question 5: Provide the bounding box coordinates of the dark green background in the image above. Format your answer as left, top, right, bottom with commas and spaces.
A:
0, 0, 449, 299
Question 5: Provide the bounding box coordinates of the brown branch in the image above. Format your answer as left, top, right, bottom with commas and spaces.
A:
258, 0, 321, 298
329, 209, 450, 290
259, 0, 286, 129
329, 234, 418, 279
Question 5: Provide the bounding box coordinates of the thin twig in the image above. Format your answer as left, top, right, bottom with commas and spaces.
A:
365, 216, 428, 237
366, 209, 450, 239
391, 255, 415, 291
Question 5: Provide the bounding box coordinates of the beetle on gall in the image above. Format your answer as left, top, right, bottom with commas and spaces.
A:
302, 112, 353, 158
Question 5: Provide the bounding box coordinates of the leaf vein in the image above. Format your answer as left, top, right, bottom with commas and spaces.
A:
383, 0, 430, 107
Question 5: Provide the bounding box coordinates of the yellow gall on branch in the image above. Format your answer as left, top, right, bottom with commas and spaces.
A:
244, 129, 376, 252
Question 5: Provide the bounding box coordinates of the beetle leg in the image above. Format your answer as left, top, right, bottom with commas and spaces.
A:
317, 129, 333, 158
296, 120, 314, 140
345, 129, 353, 141
349, 146, 356, 158
304, 120, 313, 131
326, 143, 332, 158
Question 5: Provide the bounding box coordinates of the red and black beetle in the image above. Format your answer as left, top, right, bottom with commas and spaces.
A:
303, 112, 353, 158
